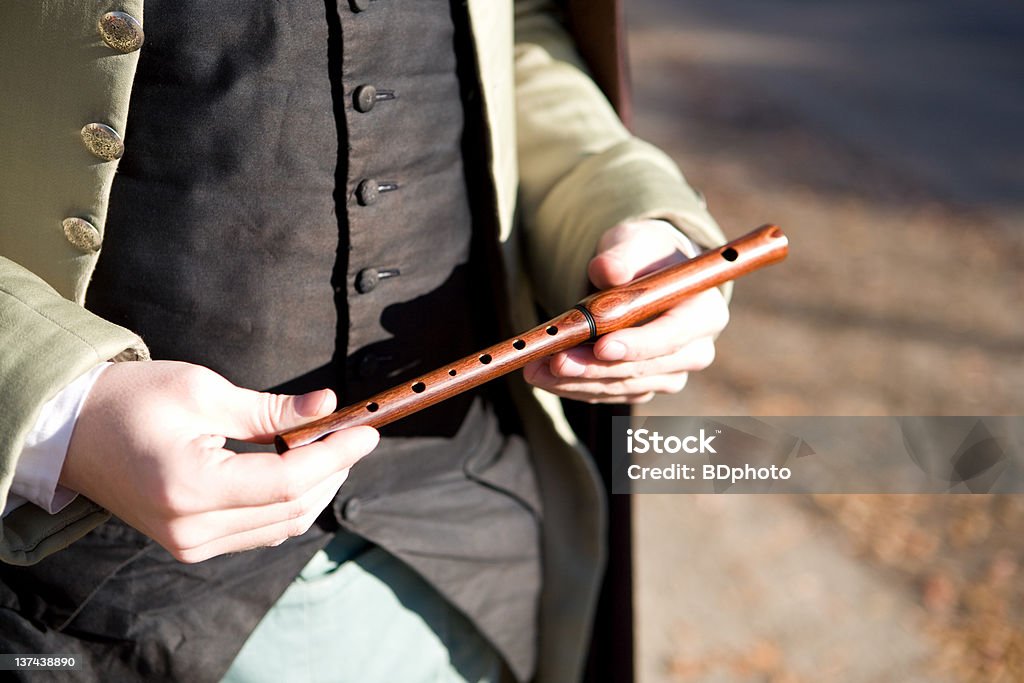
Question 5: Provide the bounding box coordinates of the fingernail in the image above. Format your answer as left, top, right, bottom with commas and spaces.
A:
294, 390, 327, 416
600, 341, 627, 361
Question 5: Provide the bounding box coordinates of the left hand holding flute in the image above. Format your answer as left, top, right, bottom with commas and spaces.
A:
523, 220, 730, 403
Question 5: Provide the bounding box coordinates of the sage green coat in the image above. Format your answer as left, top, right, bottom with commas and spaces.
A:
0, 1, 724, 680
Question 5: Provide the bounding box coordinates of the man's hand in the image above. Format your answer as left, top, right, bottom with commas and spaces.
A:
524, 220, 729, 403
61, 361, 378, 563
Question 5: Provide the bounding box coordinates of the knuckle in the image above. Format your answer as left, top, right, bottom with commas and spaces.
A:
547, 359, 567, 378
630, 359, 654, 378
628, 392, 657, 404
582, 382, 614, 398
256, 392, 289, 437
154, 486, 194, 518
285, 496, 311, 521
274, 481, 299, 507
611, 379, 642, 396
286, 517, 311, 538
162, 520, 201, 554
522, 362, 544, 386
274, 475, 303, 504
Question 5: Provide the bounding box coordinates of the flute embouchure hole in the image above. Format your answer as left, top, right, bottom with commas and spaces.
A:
449, 369, 457, 376
366, 402, 379, 412
412, 382, 426, 393
546, 326, 558, 335
479, 354, 492, 364
513, 339, 526, 350
722, 247, 738, 262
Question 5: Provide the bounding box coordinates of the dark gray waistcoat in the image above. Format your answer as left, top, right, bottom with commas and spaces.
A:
0, 2, 541, 681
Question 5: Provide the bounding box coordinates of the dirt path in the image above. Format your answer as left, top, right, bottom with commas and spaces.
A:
626, 1, 1024, 681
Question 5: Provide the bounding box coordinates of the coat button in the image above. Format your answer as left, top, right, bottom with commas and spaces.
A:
81, 123, 124, 161
62, 217, 102, 253
98, 12, 145, 53
349, 0, 373, 12
356, 179, 379, 206
353, 85, 377, 113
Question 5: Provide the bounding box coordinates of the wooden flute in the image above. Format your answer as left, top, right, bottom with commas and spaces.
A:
275, 224, 789, 452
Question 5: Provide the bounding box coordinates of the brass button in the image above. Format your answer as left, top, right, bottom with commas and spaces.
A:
353, 85, 377, 113
81, 123, 124, 161
62, 217, 102, 253
98, 12, 145, 53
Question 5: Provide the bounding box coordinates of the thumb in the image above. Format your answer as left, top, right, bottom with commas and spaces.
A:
588, 221, 684, 290
223, 386, 339, 443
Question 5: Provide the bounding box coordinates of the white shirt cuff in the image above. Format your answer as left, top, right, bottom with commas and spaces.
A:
3, 362, 112, 517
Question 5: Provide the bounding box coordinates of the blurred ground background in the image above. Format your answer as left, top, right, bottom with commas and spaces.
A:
625, 1, 1024, 681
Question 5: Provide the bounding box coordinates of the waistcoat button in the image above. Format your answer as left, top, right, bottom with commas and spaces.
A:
356, 179, 379, 206
62, 217, 102, 253
356, 267, 401, 293
356, 268, 380, 293
353, 85, 377, 113
349, 0, 373, 13
98, 11, 145, 53
81, 123, 124, 161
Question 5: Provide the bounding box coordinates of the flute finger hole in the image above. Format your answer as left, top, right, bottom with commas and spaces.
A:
366, 402, 379, 412
513, 339, 526, 350
546, 326, 558, 335
479, 354, 492, 364
412, 382, 426, 393
449, 369, 457, 376
721, 247, 738, 262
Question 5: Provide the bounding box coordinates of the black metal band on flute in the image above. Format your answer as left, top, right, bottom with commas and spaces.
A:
573, 304, 598, 342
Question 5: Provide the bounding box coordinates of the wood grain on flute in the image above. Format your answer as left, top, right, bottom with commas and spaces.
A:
275, 224, 789, 452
